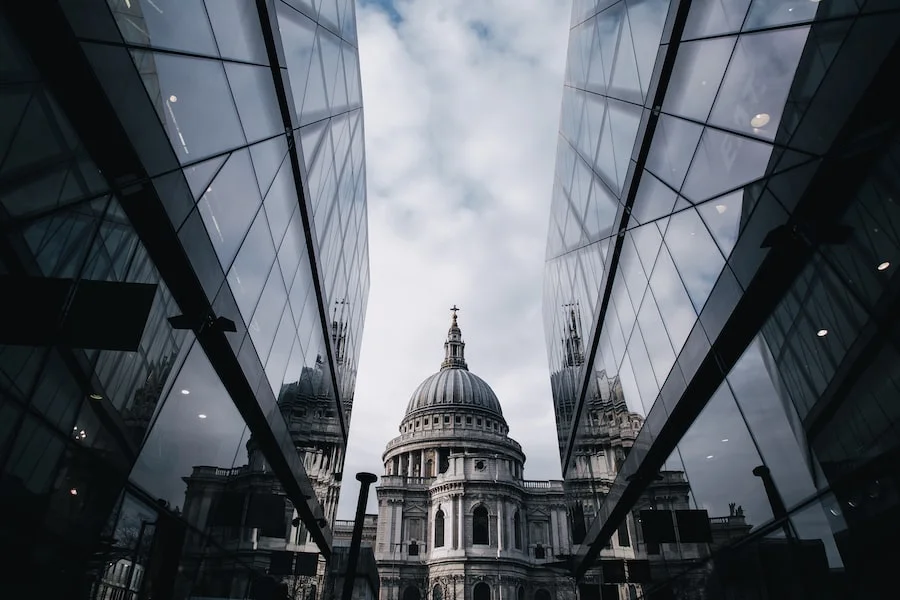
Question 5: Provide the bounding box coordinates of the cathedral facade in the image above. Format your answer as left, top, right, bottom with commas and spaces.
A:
371, 311, 578, 600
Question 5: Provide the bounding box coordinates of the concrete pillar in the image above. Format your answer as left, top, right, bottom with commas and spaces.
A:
458, 494, 465, 550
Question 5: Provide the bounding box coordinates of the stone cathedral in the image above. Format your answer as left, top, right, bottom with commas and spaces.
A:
371, 310, 578, 600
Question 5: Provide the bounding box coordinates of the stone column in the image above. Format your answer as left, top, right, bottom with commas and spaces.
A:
420, 450, 426, 478
447, 494, 456, 550
550, 509, 559, 553
497, 499, 504, 552
458, 494, 465, 550
393, 501, 403, 552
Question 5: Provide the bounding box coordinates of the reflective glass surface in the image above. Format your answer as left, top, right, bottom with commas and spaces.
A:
547, 0, 900, 595
1, 2, 367, 598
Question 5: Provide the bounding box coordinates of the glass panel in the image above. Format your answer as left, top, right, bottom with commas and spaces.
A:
744, 0, 832, 32
249, 135, 289, 199
249, 265, 288, 364
682, 0, 751, 40
676, 382, 773, 531
276, 3, 318, 120
728, 338, 818, 509
645, 114, 703, 192
300, 31, 329, 124
607, 98, 641, 195
631, 170, 677, 225
132, 50, 245, 164
224, 62, 284, 144
263, 157, 299, 249
108, 0, 218, 57
197, 149, 263, 268
681, 127, 775, 203
609, 6, 642, 104
227, 208, 276, 324
649, 246, 696, 355
695, 190, 743, 259
708, 27, 810, 142
206, 0, 270, 64
637, 291, 677, 388
129, 341, 247, 512
664, 207, 725, 312
627, 0, 669, 99
663, 36, 737, 123
182, 154, 227, 201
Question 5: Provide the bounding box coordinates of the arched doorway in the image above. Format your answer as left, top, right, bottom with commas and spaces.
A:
433, 584, 443, 600
403, 586, 421, 600
474, 582, 491, 600
535, 590, 551, 600
517, 586, 525, 600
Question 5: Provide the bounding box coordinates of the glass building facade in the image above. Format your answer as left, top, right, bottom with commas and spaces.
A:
544, 0, 900, 597
0, 1, 367, 598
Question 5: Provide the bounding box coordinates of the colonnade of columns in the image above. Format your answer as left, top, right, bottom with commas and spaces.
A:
386, 448, 438, 478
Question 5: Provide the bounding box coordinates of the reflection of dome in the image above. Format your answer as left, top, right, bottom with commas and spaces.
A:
406, 368, 503, 418
403, 310, 505, 423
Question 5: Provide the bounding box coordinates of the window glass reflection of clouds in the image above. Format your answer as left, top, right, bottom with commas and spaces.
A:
132, 50, 246, 165
675, 382, 773, 529
109, 0, 218, 57
129, 341, 247, 512
681, 127, 775, 204
709, 26, 810, 142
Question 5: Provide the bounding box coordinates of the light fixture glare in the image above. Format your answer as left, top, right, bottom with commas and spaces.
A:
198, 414, 207, 419
181, 389, 191, 395
816, 329, 828, 337
169, 94, 178, 103
749, 113, 770, 128
877, 261, 890, 271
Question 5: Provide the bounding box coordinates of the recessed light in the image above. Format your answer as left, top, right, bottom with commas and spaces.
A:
198, 414, 207, 419
816, 329, 828, 337
788, 7, 793, 11
715, 204, 727, 214
89, 393, 103, 400
750, 113, 770, 128
69, 488, 78, 496
706, 455, 714, 460
169, 95, 178, 103
877, 261, 890, 271
181, 389, 190, 395
721, 438, 729, 442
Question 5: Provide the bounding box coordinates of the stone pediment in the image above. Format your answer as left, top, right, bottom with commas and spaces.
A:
404, 503, 428, 516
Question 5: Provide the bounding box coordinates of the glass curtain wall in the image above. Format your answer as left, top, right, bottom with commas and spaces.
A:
0, 1, 368, 599
545, 0, 900, 597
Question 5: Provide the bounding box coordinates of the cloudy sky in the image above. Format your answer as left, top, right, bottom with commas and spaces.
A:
337, 0, 572, 517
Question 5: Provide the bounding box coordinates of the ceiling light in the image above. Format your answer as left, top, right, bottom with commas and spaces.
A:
877, 261, 890, 271
198, 414, 207, 419
706, 455, 714, 460
169, 95, 178, 103
816, 329, 828, 337
181, 389, 190, 395
750, 113, 770, 128
69, 488, 78, 496
715, 204, 727, 214
89, 393, 103, 400
721, 438, 729, 442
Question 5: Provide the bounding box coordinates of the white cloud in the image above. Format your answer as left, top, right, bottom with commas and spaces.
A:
338, 0, 572, 517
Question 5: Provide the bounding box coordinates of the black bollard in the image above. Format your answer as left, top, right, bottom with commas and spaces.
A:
341, 472, 378, 600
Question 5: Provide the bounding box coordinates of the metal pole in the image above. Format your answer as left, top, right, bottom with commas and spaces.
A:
342, 472, 378, 600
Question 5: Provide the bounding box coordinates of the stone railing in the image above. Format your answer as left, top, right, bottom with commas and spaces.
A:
379, 475, 435, 488
190, 465, 248, 478
521, 480, 565, 491
384, 429, 523, 453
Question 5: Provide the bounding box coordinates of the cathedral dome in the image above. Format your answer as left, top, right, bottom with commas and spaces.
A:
403, 308, 505, 422
405, 368, 503, 418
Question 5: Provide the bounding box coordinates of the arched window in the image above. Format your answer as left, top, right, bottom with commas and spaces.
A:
433, 585, 443, 600
535, 590, 551, 600
517, 587, 525, 600
435, 509, 445, 547
513, 510, 522, 549
474, 582, 491, 600
473, 505, 489, 545
403, 587, 421, 600
628, 585, 638, 600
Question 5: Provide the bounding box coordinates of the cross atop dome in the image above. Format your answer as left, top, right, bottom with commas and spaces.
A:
441, 305, 468, 370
